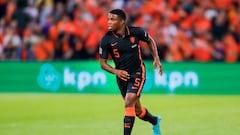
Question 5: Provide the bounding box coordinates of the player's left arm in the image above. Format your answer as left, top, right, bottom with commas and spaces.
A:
137, 27, 162, 76
146, 35, 163, 76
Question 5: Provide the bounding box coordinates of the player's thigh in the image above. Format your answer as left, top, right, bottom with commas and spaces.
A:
125, 92, 138, 107
117, 78, 128, 98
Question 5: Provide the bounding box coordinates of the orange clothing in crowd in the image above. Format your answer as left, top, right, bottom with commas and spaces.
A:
228, 8, 239, 27
168, 43, 184, 61
21, 48, 28, 61
168, 10, 180, 23
223, 35, 239, 63
95, 14, 108, 33
180, 38, 192, 59
23, 29, 30, 38
192, 38, 212, 62
5, 1, 16, 23
57, 18, 75, 34
73, 19, 90, 40
167, 0, 178, 8
33, 38, 54, 61
134, 15, 144, 26
85, 27, 103, 48
75, 41, 83, 52
33, 44, 49, 61
194, 17, 211, 33
238, 45, 240, 58
48, 25, 58, 41
0, 0, 6, 4
62, 42, 70, 53
214, 0, 234, 9
42, 39, 54, 55
192, 47, 212, 62
0, 0, 240, 62
61, 35, 71, 53
0, 34, 3, 44
140, 1, 157, 15
181, 14, 198, 30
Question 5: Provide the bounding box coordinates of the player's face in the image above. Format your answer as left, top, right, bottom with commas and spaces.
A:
108, 13, 123, 31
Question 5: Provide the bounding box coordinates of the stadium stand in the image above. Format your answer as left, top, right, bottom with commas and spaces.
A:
0, 0, 239, 62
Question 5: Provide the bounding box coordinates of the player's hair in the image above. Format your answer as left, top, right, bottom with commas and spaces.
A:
109, 9, 126, 21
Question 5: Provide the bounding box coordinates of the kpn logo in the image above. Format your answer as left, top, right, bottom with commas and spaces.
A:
37, 63, 106, 92
154, 70, 199, 93
37, 64, 61, 91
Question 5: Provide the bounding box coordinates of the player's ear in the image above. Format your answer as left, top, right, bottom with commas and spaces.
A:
120, 19, 125, 25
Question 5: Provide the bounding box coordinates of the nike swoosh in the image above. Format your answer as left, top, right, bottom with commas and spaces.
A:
131, 44, 137, 48
111, 42, 118, 46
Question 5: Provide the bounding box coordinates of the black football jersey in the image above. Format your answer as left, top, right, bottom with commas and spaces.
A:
99, 26, 149, 73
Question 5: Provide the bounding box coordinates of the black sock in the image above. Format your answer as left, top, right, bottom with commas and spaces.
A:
124, 116, 135, 135
137, 107, 157, 125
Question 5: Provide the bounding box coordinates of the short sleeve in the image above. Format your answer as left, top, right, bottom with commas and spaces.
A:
99, 36, 109, 59
136, 27, 149, 42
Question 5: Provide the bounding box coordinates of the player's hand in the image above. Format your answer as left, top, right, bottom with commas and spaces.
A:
114, 69, 130, 81
153, 59, 163, 76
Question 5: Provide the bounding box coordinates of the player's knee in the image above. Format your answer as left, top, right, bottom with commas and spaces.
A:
125, 100, 134, 108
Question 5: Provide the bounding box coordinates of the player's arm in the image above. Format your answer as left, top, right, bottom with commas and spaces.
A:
146, 35, 163, 76
137, 27, 163, 76
99, 58, 130, 81
99, 58, 116, 74
99, 36, 130, 81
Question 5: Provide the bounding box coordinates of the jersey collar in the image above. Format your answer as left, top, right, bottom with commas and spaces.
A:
112, 26, 130, 38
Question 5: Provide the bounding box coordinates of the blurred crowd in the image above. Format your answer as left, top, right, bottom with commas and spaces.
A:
0, 0, 240, 62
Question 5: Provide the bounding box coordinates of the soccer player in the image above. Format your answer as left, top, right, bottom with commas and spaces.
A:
99, 9, 163, 135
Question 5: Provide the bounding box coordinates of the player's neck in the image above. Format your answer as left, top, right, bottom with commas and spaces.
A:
115, 25, 125, 37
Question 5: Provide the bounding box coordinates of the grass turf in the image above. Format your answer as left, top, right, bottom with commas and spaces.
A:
0, 94, 239, 135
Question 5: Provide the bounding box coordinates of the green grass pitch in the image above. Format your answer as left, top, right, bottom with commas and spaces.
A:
0, 94, 239, 135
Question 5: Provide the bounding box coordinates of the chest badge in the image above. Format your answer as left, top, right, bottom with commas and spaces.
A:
130, 36, 135, 44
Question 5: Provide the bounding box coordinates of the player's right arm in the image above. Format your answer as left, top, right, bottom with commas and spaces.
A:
99, 36, 130, 81
99, 58, 116, 74
99, 58, 130, 81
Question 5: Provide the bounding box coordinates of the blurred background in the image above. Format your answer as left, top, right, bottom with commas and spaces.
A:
0, 0, 240, 62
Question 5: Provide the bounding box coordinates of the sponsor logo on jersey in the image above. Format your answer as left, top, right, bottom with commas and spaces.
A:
131, 44, 137, 48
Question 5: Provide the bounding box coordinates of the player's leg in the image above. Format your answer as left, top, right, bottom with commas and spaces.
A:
135, 99, 158, 125
117, 78, 136, 135
135, 99, 161, 135
124, 92, 138, 135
